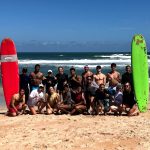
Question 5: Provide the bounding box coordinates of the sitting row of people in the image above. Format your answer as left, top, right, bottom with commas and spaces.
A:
7, 80, 139, 117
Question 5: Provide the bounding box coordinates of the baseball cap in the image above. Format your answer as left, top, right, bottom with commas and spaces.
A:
39, 84, 44, 88
48, 70, 53, 73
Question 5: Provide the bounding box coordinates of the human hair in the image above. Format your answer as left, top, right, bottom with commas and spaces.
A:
96, 65, 101, 69
58, 66, 64, 70
125, 65, 131, 69
70, 67, 75, 71
35, 64, 40, 68
111, 63, 116, 68
22, 67, 27, 73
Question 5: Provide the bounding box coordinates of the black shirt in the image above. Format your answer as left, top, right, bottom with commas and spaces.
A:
123, 91, 136, 108
95, 89, 109, 100
56, 73, 68, 91
19, 74, 30, 90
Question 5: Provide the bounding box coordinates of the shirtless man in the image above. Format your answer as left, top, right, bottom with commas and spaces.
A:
8, 89, 27, 117
93, 65, 106, 86
82, 65, 93, 90
29, 64, 44, 91
107, 63, 121, 95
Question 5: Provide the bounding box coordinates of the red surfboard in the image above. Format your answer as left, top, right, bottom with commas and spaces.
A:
0, 38, 19, 109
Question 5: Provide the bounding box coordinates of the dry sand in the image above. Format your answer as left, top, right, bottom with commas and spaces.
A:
0, 104, 150, 150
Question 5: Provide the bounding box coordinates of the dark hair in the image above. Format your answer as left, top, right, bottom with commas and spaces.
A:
111, 63, 116, 68
125, 65, 131, 69
19, 88, 25, 92
96, 65, 101, 69
70, 67, 75, 71
35, 64, 40, 68
22, 67, 27, 73
58, 66, 64, 70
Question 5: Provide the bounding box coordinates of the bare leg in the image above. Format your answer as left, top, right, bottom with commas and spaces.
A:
29, 106, 37, 115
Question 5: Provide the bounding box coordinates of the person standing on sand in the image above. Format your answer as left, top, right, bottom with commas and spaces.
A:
29, 64, 45, 91
43, 69, 57, 93
27, 85, 44, 115
121, 65, 133, 89
20, 67, 30, 104
8, 89, 27, 117
82, 65, 93, 90
55, 66, 68, 94
68, 67, 82, 90
93, 65, 106, 86
106, 63, 121, 95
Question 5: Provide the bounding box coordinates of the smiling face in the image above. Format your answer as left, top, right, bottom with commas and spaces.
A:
49, 86, 55, 94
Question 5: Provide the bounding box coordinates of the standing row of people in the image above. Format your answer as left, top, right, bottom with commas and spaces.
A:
7, 63, 138, 116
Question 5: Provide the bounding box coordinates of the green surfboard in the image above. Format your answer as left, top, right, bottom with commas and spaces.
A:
131, 34, 149, 112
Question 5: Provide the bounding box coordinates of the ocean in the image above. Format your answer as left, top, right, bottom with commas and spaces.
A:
18, 52, 150, 75
0, 52, 150, 106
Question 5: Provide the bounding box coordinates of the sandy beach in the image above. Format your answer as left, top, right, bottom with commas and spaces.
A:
0, 103, 150, 150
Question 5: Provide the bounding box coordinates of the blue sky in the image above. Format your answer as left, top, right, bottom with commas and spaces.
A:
0, 0, 150, 52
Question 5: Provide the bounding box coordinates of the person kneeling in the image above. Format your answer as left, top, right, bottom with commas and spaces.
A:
27, 85, 44, 115
110, 84, 123, 115
45, 86, 60, 115
7, 89, 27, 117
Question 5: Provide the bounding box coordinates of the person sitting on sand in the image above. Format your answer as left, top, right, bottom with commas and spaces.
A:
27, 84, 44, 115
58, 84, 75, 114
110, 84, 123, 115
8, 89, 27, 117
122, 82, 139, 116
95, 84, 110, 115
84, 76, 98, 115
106, 63, 121, 95
45, 86, 60, 115
70, 86, 86, 115
29, 64, 45, 91
93, 65, 106, 86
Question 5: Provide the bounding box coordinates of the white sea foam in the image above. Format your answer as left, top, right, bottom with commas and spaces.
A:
18, 59, 132, 65
95, 55, 131, 59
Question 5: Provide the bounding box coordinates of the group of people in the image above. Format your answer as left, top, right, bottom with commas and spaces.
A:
7, 63, 139, 117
